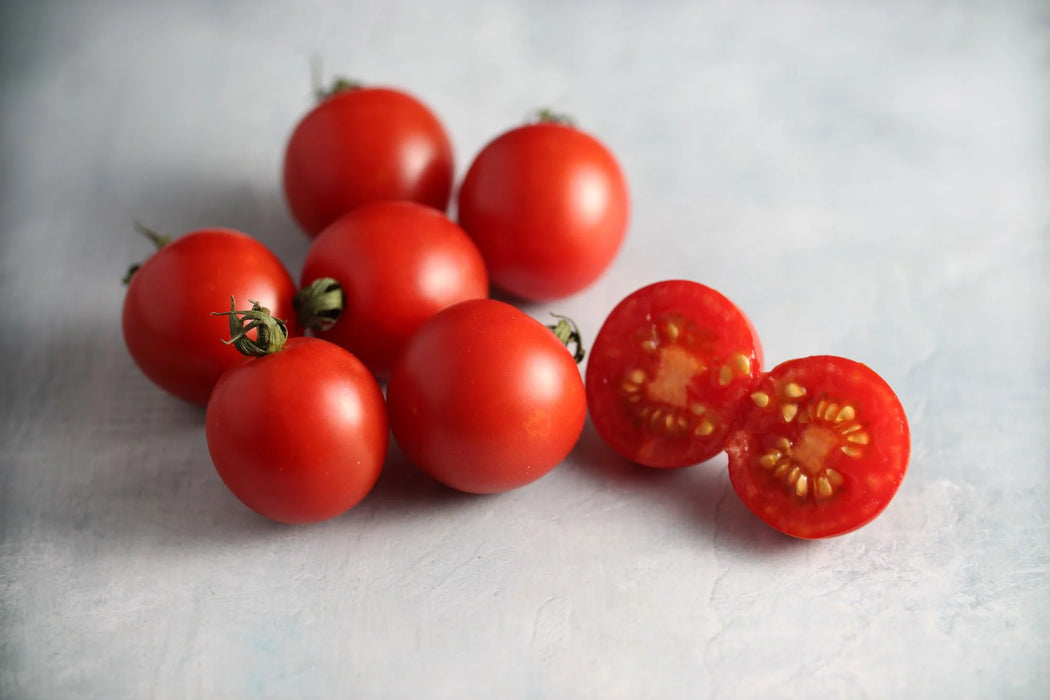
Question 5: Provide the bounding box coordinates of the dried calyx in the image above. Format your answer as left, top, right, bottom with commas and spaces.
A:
213, 297, 289, 356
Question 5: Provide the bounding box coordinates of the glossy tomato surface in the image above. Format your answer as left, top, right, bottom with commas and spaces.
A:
300, 201, 488, 379
456, 121, 629, 300
122, 228, 298, 405
725, 355, 910, 539
205, 337, 388, 524
585, 280, 763, 468
386, 299, 586, 494
283, 86, 454, 237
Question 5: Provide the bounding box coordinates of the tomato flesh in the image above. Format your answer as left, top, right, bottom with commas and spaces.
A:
585, 280, 763, 468
725, 355, 910, 539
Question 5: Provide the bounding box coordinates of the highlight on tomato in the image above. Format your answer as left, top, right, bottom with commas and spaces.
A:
456, 112, 629, 301
585, 280, 763, 468
725, 355, 910, 539
295, 200, 489, 379
386, 299, 587, 494
282, 79, 454, 238
121, 224, 298, 405
205, 299, 388, 524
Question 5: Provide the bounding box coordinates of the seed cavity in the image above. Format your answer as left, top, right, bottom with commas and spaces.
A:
754, 389, 865, 502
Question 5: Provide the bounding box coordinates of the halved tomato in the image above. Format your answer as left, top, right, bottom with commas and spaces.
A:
725, 355, 910, 539
585, 280, 763, 468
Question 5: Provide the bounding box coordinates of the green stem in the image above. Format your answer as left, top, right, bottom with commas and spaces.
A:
212, 297, 289, 356
122, 222, 172, 285
293, 277, 344, 332
532, 108, 576, 127
310, 57, 361, 101
547, 313, 586, 364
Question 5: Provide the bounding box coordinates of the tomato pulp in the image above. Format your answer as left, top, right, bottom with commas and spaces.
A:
585, 280, 763, 468
725, 355, 910, 539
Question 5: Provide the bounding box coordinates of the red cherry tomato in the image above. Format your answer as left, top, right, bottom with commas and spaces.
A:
121, 228, 298, 405
298, 201, 488, 379
386, 299, 586, 494
725, 355, 910, 539
283, 86, 454, 237
456, 119, 629, 300
585, 280, 763, 468
206, 334, 388, 524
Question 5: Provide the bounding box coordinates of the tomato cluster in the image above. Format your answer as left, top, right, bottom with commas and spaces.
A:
121, 77, 909, 538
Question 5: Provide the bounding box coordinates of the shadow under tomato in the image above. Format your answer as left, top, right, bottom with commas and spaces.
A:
567, 418, 812, 554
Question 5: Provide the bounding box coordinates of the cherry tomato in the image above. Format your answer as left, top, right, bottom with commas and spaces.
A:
298, 201, 488, 379
725, 355, 910, 539
121, 227, 298, 405
456, 118, 629, 300
585, 280, 763, 468
283, 85, 454, 237
386, 299, 586, 494
206, 330, 388, 524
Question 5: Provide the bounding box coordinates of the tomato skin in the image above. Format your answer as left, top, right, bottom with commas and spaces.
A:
725, 355, 910, 539
386, 299, 586, 494
585, 280, 764, 468
205, 337, 388, 524
300, 201, 489, 379
121, 229, 298, 405
456, 121, 629, 300
283, 87, 454, 237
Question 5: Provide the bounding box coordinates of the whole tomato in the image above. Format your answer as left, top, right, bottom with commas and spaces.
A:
456, 116, 629, 300
282, 84, 454, 237
297, 201, 488, 379
121, 226, 298, 405
205, 301, 388, 524
386, 299, 586, 494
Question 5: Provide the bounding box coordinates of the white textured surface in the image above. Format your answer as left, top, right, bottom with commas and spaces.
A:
2, 0, 1048, 697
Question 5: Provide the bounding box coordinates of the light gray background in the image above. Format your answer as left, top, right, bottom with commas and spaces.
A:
2, 0, 1048, 698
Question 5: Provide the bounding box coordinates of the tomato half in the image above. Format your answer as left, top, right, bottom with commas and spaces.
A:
298, 201, 488, 379
206, 336, 388, 524
725, 355, 910, 539
121, 228, 298, 405
456, 119, 629, 300
386, 299, 586, 494
585, 280, 763, 468
283, 86, 454, 237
